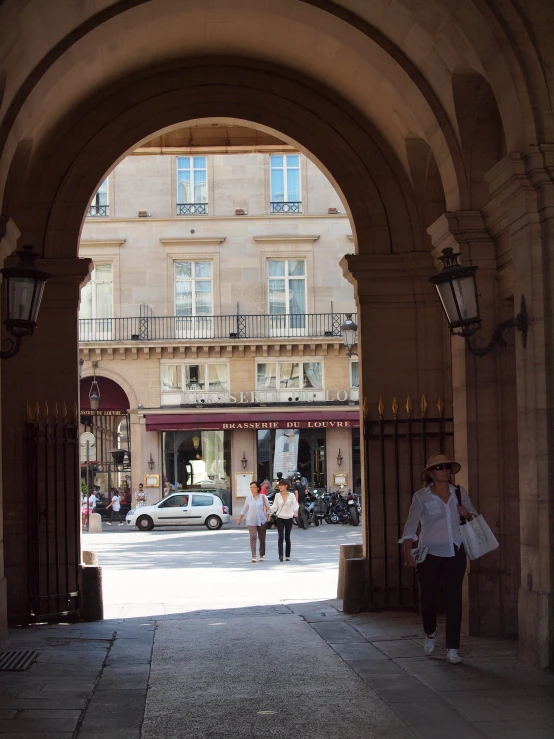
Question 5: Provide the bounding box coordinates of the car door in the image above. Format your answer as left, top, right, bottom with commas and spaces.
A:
190, 494, 214, 524
154, 494, 190, 525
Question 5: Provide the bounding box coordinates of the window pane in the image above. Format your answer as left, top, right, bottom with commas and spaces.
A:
303, 362, 322, 388
286, 166, 300, 201
97, 179, 109, 205
195, 262, 212, 278
175, 281, 192, 315
270, 168, 284, 202
288, 260, 305, 276
351, 361, 359, 388
177, 161, 191, 202
286, 155, 299, 167
192, 495, 214, 507
95, 281, 113, 318
195, 280, 213, 315
268, 260, 285, 277
175, 262, 192, 279
279, 362, 300, 389
256, 363, 277, 389
79, 282, 93, 320
269, 279, 286, 314
162, 365, 182, 391
193, 156, 206, 169
270, 155, 283, 168
178, 157, 190, 170
194, 167, 207, 203
208, 364, 228, 391
185, 365, 205, 389
288, 278, 306, 314
94, 263, 112, 281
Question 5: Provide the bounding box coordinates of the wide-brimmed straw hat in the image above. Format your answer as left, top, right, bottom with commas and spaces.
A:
421, 453, 461, 481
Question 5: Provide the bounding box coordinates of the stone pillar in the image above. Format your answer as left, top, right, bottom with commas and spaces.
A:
427, 212, 519, 639
485, 147, 554, 668
1, 255, 91, 622
340, 253, 448, 605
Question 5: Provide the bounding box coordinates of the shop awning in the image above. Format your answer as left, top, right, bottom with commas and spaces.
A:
145, 409, 360, 431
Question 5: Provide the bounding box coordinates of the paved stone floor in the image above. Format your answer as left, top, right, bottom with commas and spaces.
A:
0, 524, 552, 738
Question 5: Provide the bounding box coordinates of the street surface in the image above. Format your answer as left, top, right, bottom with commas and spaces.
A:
84, 521, 362, 618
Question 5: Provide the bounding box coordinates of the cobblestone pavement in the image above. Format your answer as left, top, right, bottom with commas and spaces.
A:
0, 525, 552, 738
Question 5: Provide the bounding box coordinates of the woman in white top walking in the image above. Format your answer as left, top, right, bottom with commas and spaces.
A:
237, 481, 271, 562
399, 453, 478, 664
270, 478, 299, 562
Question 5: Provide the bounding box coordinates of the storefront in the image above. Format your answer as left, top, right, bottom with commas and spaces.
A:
146, 409, 360, 511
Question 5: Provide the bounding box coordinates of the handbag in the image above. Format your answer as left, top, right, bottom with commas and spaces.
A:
455, 486, 499, 560
270, 496, 285, 524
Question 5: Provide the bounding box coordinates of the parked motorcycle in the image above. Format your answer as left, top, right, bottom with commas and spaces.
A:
325, 487, 359, 526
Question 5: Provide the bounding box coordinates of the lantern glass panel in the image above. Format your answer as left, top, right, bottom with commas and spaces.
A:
452, 275, 479, 322
342, 327, 357, 346
8, 276, 43, 323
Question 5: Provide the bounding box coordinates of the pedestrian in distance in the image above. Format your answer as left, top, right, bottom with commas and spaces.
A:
271, 478, 299, 561
293, 473, 308, 529
399, 453, 478, 665
106, 488, 124, 525
135, 483, 148, 508
81, 489, 97, 529
237, 481, 271, 562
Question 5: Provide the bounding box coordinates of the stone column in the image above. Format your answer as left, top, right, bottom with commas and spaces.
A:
485, 147, 554, 668
1, 255, 91, 622
340, 253, 447, 606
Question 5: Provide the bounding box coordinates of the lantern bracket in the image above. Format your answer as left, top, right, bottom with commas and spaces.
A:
463, 294, 528, 356
0, 336, 22, 360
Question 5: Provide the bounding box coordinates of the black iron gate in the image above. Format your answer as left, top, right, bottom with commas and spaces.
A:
26, 402, 81, 621
364, 395, 453, 608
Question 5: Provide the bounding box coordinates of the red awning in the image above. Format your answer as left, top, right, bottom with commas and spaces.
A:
80, 376, 130, 412
145, 409, 360, 431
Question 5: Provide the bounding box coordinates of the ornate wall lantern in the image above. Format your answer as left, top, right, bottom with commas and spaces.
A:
148, 453, 155, 471
88, 361, 101, 411
0, 245, 51, 359
429, 248, 528, 356
340, 313, 358, 357
241, 452, 248, 469
336, 448, 343, 467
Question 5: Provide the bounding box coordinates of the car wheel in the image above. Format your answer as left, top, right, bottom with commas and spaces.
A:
136, 515, 154, 531
205, 515, 222, 530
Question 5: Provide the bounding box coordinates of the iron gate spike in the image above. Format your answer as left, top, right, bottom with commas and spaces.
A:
377, 397, 385, 419
406, 395, 412, 418
437, 397, 444, 417
34, 401, 40, 423
392, 397, 399, 419
53, 401, 59, 422
62, 401, 68, 422
420, 394, 427, 418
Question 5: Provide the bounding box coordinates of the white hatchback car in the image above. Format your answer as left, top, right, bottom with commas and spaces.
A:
126, 492, 230, 531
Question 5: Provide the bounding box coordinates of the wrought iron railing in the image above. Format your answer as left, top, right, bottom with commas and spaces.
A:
176, 203, 208, 215
78, 312, 357, 342
270, 201, 301, 213
87, 205, 109, 217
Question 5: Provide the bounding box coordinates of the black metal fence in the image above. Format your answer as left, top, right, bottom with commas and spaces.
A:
364, 395, 454, 608
87, 205, 108, 217
79, 312, 357, 342
270, 201, 301, 213
176, 203, 208, 215
26, 404, 80, 621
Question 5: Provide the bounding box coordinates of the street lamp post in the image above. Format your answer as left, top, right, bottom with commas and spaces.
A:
340, 313, 358, 357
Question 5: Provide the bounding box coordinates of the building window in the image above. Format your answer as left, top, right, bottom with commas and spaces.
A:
79, 262, 113, 340
270, 154, 301, 212
161, 362, 229, 405
350, 360, 359, 388
257, 428, 326, 488
255, 360, 323, 402
268, 259, 306, 334
177, 156, 208, 214
162, 430, 231, 510
174, 261, 213, 337
87, 178, 109, 217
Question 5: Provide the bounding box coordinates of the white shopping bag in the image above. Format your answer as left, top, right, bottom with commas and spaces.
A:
461, 515, 499, 560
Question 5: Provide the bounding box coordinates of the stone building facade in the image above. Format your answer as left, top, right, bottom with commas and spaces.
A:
79, 142, 360, 511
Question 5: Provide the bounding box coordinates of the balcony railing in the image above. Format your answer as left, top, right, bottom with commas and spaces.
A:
78, 313, 357, 342
270, 201, 301, 213
87, 205, 109, 217
176, 203, 208, 215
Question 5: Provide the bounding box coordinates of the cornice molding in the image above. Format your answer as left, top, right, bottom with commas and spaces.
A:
160, 237, 226, 249
80, 239, 126, 248
253, 235, 320, 243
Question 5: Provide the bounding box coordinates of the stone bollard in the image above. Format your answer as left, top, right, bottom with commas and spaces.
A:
80, 565, 104, 622
82, 550, 98, 566
88, 512, 102, 533
342, 557, 367, 614
337, 543, 363, 598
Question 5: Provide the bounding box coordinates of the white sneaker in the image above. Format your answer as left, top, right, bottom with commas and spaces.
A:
424, 629, 437, 655
446, 649, 462, 664
106, 522, 112, 525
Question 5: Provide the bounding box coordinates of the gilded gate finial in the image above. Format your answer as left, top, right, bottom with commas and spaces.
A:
392, 397, 399, 419
420, 394, 427, 418
406, 395, 412, 418
377, 397, 385, 419
437, 397, 444, 417
362, 396, 368, 420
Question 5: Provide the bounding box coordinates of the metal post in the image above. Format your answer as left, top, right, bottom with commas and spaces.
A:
86, 439, 90, 530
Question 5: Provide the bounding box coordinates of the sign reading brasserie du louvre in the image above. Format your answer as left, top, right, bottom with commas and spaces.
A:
221, 419, 353, 429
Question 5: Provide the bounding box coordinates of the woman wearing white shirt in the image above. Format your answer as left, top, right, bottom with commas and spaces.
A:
399, 454, 478, 665
270, 478, 299, 562
237, 481, 271, 562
